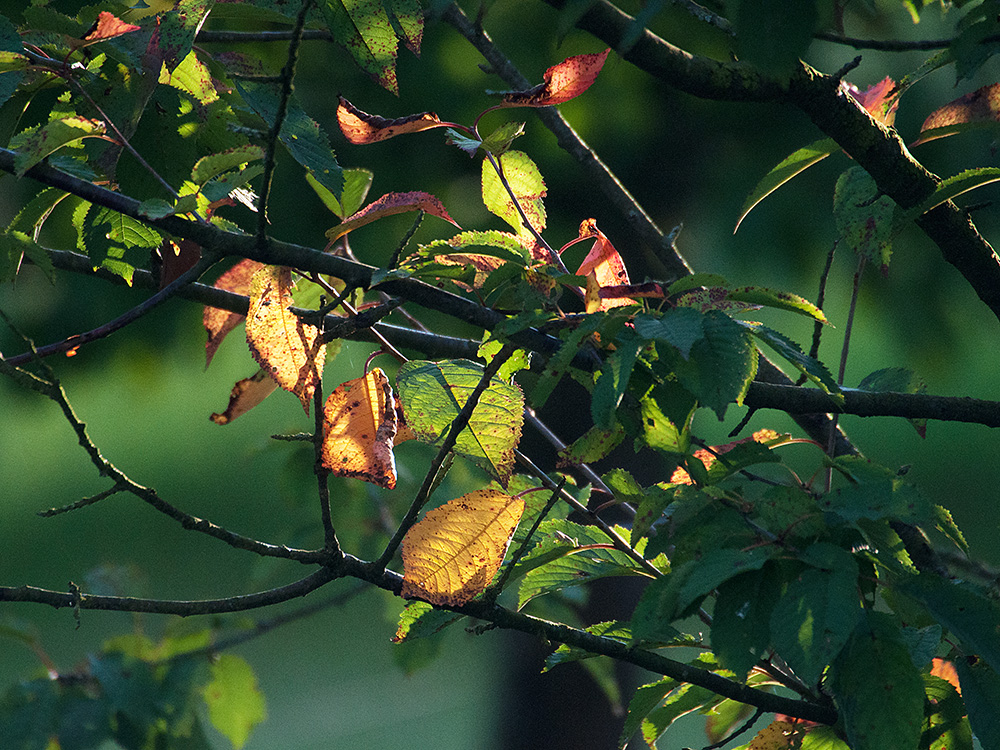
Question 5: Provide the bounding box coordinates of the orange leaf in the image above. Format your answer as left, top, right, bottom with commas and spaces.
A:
401, 489, 525, 606
245, 265, 325, 413
671, 429, 779, 485
321, 369, 398, 489
930, 657, 962, 695
499, 49, 610, 107
210, 369, 279, 425
326, 191, 460, 243
915, 82, 1000, 146
336, 96, 446, 144
575, 219, 631, 311
82, 11, 140, 44
204, 259, 265, 367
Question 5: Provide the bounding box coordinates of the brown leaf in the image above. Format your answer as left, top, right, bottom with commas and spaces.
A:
82, 11, 141, 44
575, 219, 631, 312
326, 191, 460, 243
598, 281, 669, 300
210, 369, 279, 425
321, 368, 398, 489
915, 82, 1000, 146
499, 49, 611, 108
401, 489, 525, 606
158, 239, 201, 289
747, 720, 802, 750
204, 259, 264, 367
337, 96, 446, 144
245, 265, 325, 413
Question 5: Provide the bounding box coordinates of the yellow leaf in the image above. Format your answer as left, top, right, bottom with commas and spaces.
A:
748, 720, 802, 750
401, 490, 525, 606
245, 265, 324, 413
321, 369, 398, 489
210, 368, 278, 425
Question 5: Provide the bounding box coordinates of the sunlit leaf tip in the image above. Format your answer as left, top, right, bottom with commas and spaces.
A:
336, 96, 446, 144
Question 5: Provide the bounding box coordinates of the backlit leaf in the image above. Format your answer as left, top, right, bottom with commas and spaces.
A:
1, 231, 54, 283
159, 49, 219, 104
14, 117, 107, 176
396, 359, 523, 485
556, 422, 625, 468
619, 677, 678, 749
336, 96, 445, 144
726, 286, 827, 322
748, 721, 802, 750
401, 489, 525, 606
916, 82, 1000, 146
845, 76, 900, 126
575, 219, 631, 312
246, 265, 325, 413
191, 145, 265, 186
496, 49, 610, 107
81, 11, 140, 44
321, 368, 398, 489
735, 138, 838, 232
903, 167, 1000, 222
210, 369, 279, 425
307, 167, 373, 220
326, 191, 459, 243
641, 682, 715, 747
204, 258, 264, 367
746, 323, 843, 401
202, 654, 266, 750
319, 0, 406, 94
481, 150, 546, 239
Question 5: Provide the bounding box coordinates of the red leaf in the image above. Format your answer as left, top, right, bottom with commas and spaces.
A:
574, 219, 631, 311
82, 11, 141, 44
499, 49, 610, 108
337, 96, 446, 144
203, 259, 264, 367
844, 76, 899, 126
915, 82, 1000, 145
326, 191, 460, 243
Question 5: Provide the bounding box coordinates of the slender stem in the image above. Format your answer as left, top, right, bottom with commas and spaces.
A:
312, 365, 341, 556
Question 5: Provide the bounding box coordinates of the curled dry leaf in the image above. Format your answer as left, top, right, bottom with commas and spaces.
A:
575, 219, 631, 312
401, 489, 525, 606
204, 258, 264, 367
210, 369, 279, 425
498, 49, 611, 108
336, 96, 446, 144
326, 191, 460, 243
81, 11, 140, 44
245, 265, 324, 413
321, 368, 398, 489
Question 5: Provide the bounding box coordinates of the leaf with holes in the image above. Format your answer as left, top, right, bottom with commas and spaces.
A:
245, 265, 325, 413
395, 359, 523, 485
401, 489, 525, 606
321, 368, 398, 489
326, 191, 459, 243
495, 49, 610, 107
336, 96, 445, 144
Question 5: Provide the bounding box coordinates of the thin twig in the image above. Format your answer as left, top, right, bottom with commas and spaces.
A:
488, 481, 565, 600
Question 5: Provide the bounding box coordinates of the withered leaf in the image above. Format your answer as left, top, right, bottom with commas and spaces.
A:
498, 49, 611, 108
82, 11, 140, 45
326, 191, 460, 243
321, 368, 398, 489
401, 489, 525, 606
246, 265, 324, 413
337, 96, 446, 144
915, 82, 1000, 145
575, 219, 632, 312
210, 369, 279, 425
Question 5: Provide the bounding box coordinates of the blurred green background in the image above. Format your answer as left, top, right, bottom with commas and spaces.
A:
3, 1, 1000, 747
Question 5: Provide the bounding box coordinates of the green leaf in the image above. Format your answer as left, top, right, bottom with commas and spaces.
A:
833, 166, 895, 273
712, 565, 783, 678
1, 231, 54, 282
619, 677, 678, 748
638, 381, 695, 456
0, 14, 25, 109
235, 80, 343, 198
420, 230, 531, 265
828, 457, 933, 524
531, 314, 603, 408
769, 543, 862, 685
955, 657, 1000, 749
829, 612, 924, 750
152, 0, 213, 72
591, 335, 641, 429
545, 620, 631, 671
392, 600, 463, 642
735, 138, 837, 231
633, 307, 705, 359
191, 145, 265, 186
481, 150, 546, 238
445, 128, 482, 156
318, 0, 405, 94
800, 726, 852, 750
306, 167, 373, 220
481, 121, 525, 156
746, 322, 843, 402
556, 422, 625, 467
726, 286, 827, 322
904, 166, 1000, 221
641, 683, 716, 748
675, 547, 774, 616
202, 654, 266, 750
396, 359, 524, 486
13, 117, 107, 176
160, 49, 219, 104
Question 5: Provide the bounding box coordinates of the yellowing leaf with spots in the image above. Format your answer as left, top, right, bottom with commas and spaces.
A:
210, 368, 279, 425
748, 720, 802, 750
322, 369, 398, 489
401, 489, 525, 606
245, 265, 324, 413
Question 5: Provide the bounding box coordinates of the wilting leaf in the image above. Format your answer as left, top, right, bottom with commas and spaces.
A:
204, 259, 265, 367
496, 49, 610, 107
158, 238, 201, 288
670, 430, 781, 485
401, 489, 525, 606
735, 138, 838, 232
326, 191, 459, 243
321, 368, 398, 489
202, 654, 266, 750
336, 96, 446, 144
916, 81, 1000, 145
81, 11, 141, 44
396, 359, 523, 485
481, 151, 546, 239
14, 117, 107, 176
246, 265, 325, 413
210, 369, 279, 425
575, 219, 631, 311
